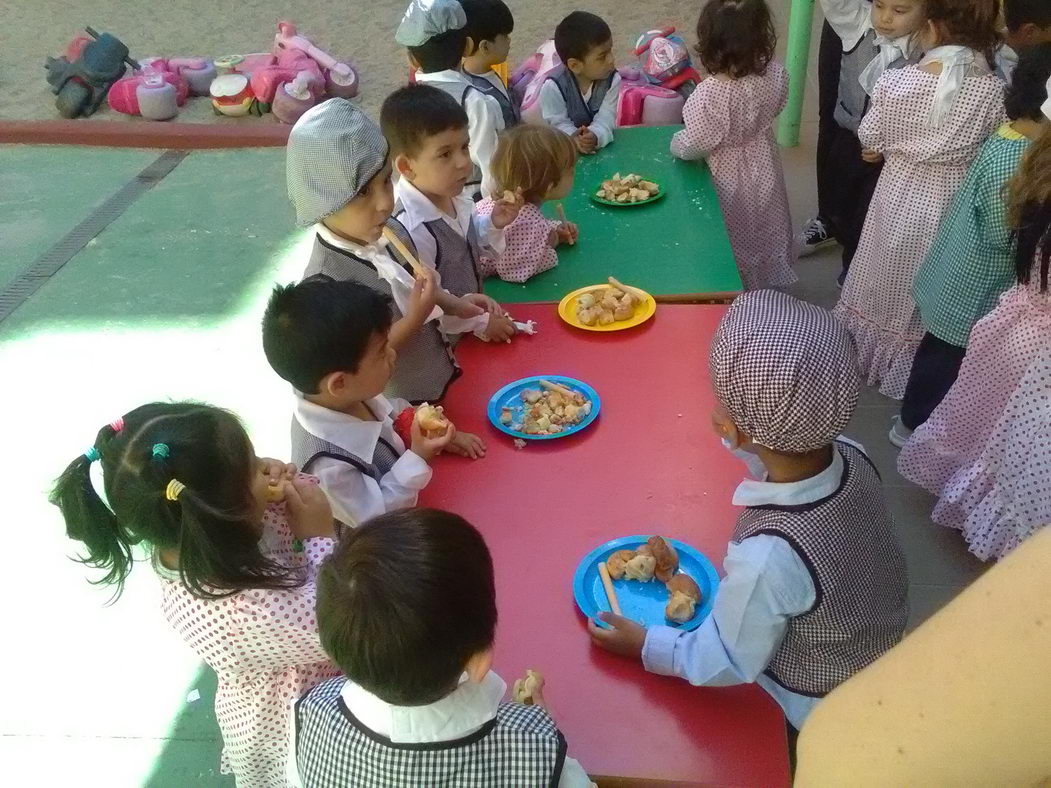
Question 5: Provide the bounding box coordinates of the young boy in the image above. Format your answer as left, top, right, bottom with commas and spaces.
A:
459, 0, 519, 129
1000, 0, 1051, 80
383, 84, 518, 341
262, 278, 485, 527
539, 11, 621, 155
287, 98, 501, 403
588, 290, 909, 737
801, 0, 925, 280
293, 509, 594, 787
396, 0, 505, 198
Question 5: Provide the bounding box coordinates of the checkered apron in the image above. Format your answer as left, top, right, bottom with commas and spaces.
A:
733, 441, 909, 696
391, 204, 483, 298
295, 677, 567, 787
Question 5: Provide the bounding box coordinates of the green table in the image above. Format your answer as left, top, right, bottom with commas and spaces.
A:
484, 125, 741, 304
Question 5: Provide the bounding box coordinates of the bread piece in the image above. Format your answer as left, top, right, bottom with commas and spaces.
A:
415, 404, 449, 437
606, 549, 636, 580
647, 536, 680, 583
512, 669, 544, 704
665, 591, 697, 623
624, 552, 657, 582
666, 573, 702, 601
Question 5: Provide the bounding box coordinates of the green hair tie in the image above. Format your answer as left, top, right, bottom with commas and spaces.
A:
152, 443, 170, 459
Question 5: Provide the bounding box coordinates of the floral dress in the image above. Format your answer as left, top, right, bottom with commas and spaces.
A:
475, 200, 561, 283
671, 61, 796, 290
156, 495, 339, 787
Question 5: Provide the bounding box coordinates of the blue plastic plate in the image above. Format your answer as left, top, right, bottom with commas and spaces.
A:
573, 536, 721, 631
487, 375, 601, 441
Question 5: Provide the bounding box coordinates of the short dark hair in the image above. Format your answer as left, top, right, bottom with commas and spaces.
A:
261, 277, 392, 394
409, 26, 469, 72
316, 509, 498, 705
460, 0, 514, 47
695, 0, 777, 79
1004, 0, 1051, 32
554, 11, 612, 64
381, 84, 469, 157
1006, 42, 1051, 120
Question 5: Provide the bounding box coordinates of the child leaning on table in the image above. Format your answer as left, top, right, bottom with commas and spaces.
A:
290, 508, 595, 787
589, 290, 909, 739
262, 278, 485, 528
476, 124, 580, 283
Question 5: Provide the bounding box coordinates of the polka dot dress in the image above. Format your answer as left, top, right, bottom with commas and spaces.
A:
157, 499, 339, 787
476, 200, 560, 283
899, 282, 1051, 560
833, 65, 1005, 399
671, 61, 797, 290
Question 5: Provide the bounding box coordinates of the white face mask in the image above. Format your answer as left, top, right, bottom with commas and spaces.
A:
721, 437, 767, 480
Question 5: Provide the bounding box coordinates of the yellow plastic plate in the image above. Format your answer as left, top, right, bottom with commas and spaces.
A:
558, 284, 657, 332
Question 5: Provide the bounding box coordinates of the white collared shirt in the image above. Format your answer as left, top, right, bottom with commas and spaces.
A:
294, 394, 432, 527
642, 444, 869, 729
538, 71, 621, 149
287, 671, 595, 787
415, 69, 504, 198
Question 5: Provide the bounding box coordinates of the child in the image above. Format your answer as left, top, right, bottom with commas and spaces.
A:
262, 278, 485, 528
803, 0, 925, 281
833, 0, 1006, 399
1001, 0, 1051, 80
287, 98, 499, 404
383, 84, 519, 342
891, 44, 1051, 446
292, 508, 594, 787
539, 11, 621, 154
588, 290, 909, 735
395, 0, 505, 199
671, 0, 797, 290
898, 126, 1051, 561
459, 0, 519, 129
50, 403, 340, 787
476, 124, 580, 283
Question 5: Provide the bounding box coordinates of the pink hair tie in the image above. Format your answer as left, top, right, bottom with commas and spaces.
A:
110, 418, 125, 432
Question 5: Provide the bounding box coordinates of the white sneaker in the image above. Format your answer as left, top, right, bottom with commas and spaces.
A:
798, 217, 838, 257
888, 416, 913, 448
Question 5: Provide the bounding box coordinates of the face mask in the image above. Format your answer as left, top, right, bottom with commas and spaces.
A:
721, 438, 767, 480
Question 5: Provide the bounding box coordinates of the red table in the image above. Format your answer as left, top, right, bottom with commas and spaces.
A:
420, 304, 791, 786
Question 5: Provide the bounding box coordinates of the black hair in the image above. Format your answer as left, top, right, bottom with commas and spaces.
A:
409, 26, 469, 72
49, 402, 305, 600
1005, 42, 1051, 120
1014, 201, 1051, 291
316, 508, 497, 706
1004, 0, 1051, 31
262, 277, 393, 394
460, 0, 514, 48
554, 11, 612, 65
380, 84, 469, 157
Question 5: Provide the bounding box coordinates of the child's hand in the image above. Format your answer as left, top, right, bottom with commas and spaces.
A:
491, 188, 524, 230
483, 312, 515, 343
260, 458, 297, 485
861, 148, 884, 164
407, 266, 438, 325
284, 477, 336, 540
574, 127, 598, 154
448, 295, 486, 320
587, 612, 646, 660
462, 292, 504, 315
410, 417, 456, 462
555, 222, 578, 246
446, 430, 487, 459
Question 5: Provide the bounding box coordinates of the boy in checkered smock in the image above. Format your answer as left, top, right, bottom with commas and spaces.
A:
589, 290, 908, 748
291, 509, 594, 787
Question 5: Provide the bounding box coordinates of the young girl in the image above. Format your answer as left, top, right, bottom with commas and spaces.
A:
671, 0, 796, 290
898, 130, 1051, 561
475, 124, 579, 283
50, 402, 340, 787
833, 0, 1006, 399
891, 44, 1051, 446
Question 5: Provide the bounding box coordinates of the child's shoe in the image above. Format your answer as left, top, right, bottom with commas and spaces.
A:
888, 416, 913, 448
798, 217, 837, 257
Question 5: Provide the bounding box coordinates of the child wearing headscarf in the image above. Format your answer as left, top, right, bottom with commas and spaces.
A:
588, 290, 908, 744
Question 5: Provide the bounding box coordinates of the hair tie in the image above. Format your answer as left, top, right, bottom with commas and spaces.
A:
165, 479, 186, 501
109, 418, 125, 432
84, 446, 101, 462
152, 443, 170, 459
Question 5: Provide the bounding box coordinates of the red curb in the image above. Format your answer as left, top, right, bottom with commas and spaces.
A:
0, 119, 290, 149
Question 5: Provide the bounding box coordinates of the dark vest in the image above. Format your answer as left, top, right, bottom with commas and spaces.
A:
295, 677, 568, 787
834, 30, 916, 133
303, 223, 460, 404
463, 70, 520, 129
390, 205, 483, 298
732, 441, 909, 697
290, 416, 401, 481
546, 66, 614, 128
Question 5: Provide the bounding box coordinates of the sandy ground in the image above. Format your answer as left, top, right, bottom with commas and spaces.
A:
3, 0, 797, 124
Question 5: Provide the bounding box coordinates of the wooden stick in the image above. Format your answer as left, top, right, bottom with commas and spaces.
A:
555, 203, 574, 246
607, 275, 648, 304
381, 226, 426, 278
538, 379, 577, 400
597, 562, 622, 616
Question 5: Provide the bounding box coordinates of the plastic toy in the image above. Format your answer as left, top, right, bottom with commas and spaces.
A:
633, 28, 700, 95
272, 71, 315, 124
273, 21, 355, 88
136, 68, 178, 120
108, 67, 190, 115
139, 57, 216, 95
617, 82, 685, 127
45, 27, 139, 118
210, 74, 261, 117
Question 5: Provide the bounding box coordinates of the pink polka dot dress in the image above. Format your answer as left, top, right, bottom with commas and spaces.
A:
476, 199, 561, 283
898, 280, 1051, 560
671, 61, 796, 290
156, 497, 339, 787
833, 64, 1005, 399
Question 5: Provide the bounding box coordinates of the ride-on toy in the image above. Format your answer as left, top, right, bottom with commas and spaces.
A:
45, 27, 139, 118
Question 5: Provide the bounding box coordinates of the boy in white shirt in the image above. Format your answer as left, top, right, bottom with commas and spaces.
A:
396, 0, 505, 198
539, 11, 621, 154
460, 0, 520, 129
293, 508, 595, 787
262, 278, 485, 527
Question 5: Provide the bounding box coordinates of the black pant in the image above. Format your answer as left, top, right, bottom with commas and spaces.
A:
815, 22, 843, 225
786, 719, 799, 776
824, 123, 884, 273
901, 332, 967, 429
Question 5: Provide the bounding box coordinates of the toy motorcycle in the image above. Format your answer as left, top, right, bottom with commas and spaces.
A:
45, 27, 139, 118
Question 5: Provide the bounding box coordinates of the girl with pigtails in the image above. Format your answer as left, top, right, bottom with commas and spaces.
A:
50, 402, 340, 788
